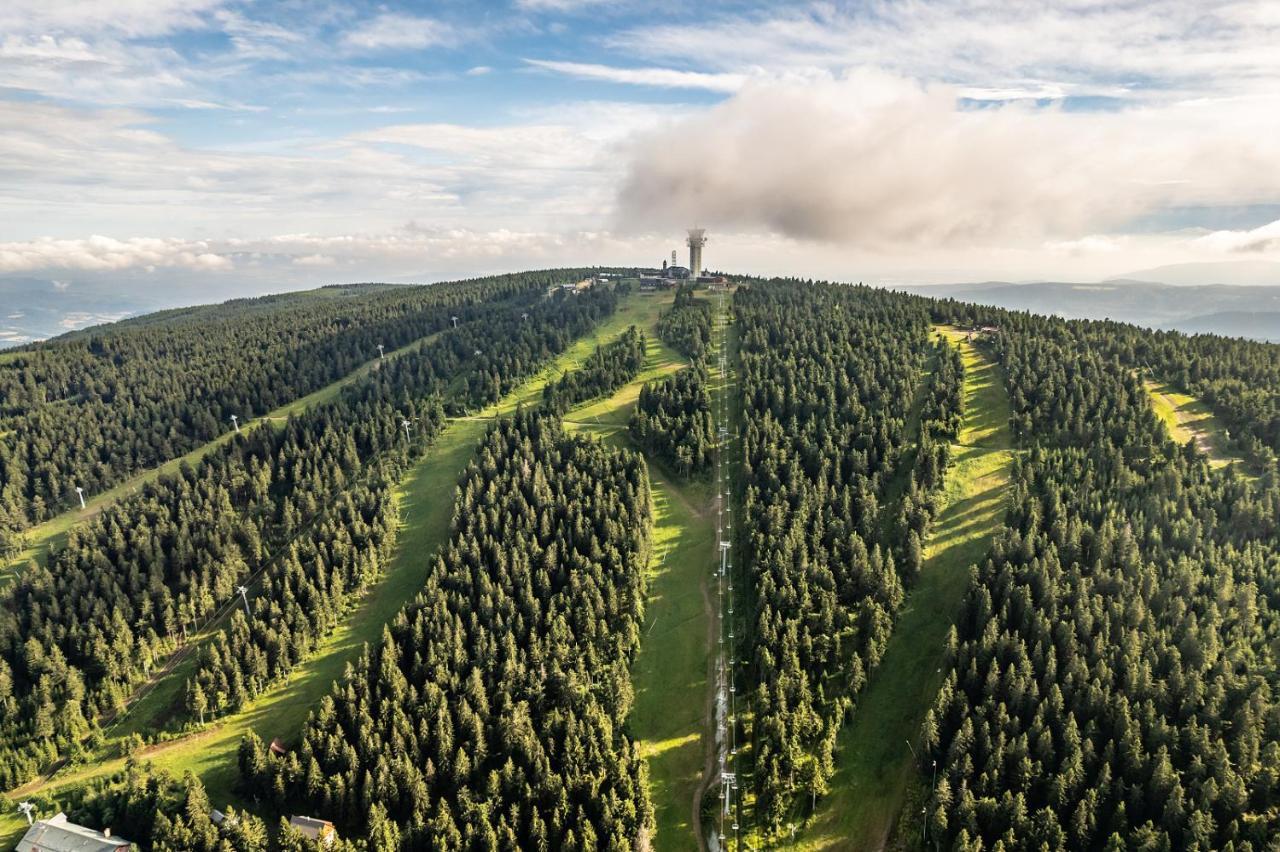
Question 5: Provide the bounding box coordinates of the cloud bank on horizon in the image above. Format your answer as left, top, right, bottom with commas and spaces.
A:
2, 0, 1280, 287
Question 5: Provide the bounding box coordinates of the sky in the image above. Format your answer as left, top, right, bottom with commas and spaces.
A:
3, 0, 1280, 294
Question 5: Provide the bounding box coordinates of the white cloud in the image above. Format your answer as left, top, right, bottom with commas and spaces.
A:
524, 59, 746, 93
343, 14, 453, 52
1045, 235, 1127, 256
0, 0, 224, 38
58, 311, 132, 330
1192, 219, 1280, 254
0, 236, 231, 273
612, 1, 1280, 104
0, 34, 202, 107
3, 0, 1279, 287
292, 253, 336, 266
615, 71, 1280, 250
515, 0, 617, 10
0, 97, 679, 245
213, 9, 305, 62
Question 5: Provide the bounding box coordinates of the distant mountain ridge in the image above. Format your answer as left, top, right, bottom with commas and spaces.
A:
0, 275, 366, 349
1166, 311, 1280, 341
0, 277, 154, 347
1113, 259, 1280, 288
900, 279, 1280, 342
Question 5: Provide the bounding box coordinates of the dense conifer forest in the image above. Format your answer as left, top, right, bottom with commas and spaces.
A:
0, 280, 615, 789
917, 306, 1280, 850
239, 410, 652, 849
735, 281, 933, 829
627, 284, 717, 478
655, 285, 713, 361
4, 272, 1280, 852
0, 271, 595, 553
541, 326, 645, 415
629, 363, 716, 478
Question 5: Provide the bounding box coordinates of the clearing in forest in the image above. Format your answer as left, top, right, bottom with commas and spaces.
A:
630, 465, 716, 851
0, 329, 444, 586
558, 291, 715, 851
793, 325, 1013, 852
1146, 380, 1249, 471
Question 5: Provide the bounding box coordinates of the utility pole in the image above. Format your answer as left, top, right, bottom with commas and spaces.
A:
522, 312, 529, 321
74, 486, 85, 510
237, 585, 250, 617
230, 414, 240, 434
18, 802, 34, 826
377, 343, 385, 359
925, 759, 937, 843
451, 315, 459, 328
402, 419, 411, 440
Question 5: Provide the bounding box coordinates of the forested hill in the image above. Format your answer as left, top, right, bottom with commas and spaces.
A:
0, 274, 614, 790
0, 270, 595, 553
2, 273, 1279, 851
918, 299, 1280, 849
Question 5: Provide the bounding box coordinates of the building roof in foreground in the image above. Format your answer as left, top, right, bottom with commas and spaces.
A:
16, 813, 131, 852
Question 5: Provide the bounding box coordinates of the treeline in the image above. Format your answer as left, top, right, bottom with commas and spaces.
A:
655, 285, 712, 361
919, 305, 1280, 848
0, 284, 617, 788
629, 363, 716, 478
240, 410, 653, 849
541, 325, 645, 414
0, 270, 595, 551
735, 280, 932, 831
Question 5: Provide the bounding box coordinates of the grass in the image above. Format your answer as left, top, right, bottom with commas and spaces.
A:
495, 291, 681, 418
629, 463, 715, 851
1145, 380, 1250, 471
790, 326, 1013, 852
555, 290, 717, 850
0, 330, 443, 586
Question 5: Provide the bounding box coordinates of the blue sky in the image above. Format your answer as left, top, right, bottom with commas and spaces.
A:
2, 0, 1280, 288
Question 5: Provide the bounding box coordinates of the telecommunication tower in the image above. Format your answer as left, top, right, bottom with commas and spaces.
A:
687, 228, 707, 275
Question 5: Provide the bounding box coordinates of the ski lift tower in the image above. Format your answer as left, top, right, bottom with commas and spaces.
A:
687, 228, 707, 276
